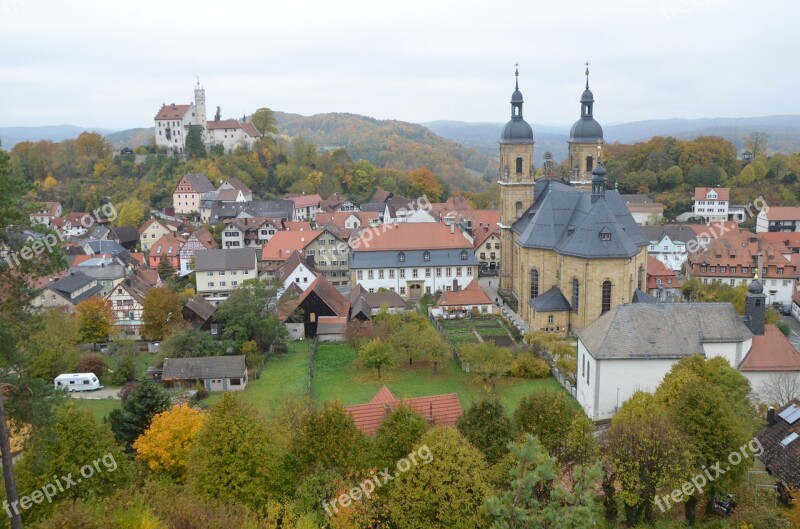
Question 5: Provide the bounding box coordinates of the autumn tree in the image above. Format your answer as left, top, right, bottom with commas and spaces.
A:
358, 337, 393, 379
133, 403, 208, 481
25, 308, 81, 380
372, 405, 428, 470
745, 132, 770, 159
251, 107, 278, 135
387, 427, 490, 529
328, 469, 389, 529
408, 166, 443, 202
460, 341, 512, 393
141, 286, 183, 341
76, 297, 114, 347
115, 199, 147, 228
457, 398, 515, 464
108, 381, 171, 450
189, 393, 285, 510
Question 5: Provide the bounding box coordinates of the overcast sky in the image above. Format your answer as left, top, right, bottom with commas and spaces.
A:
1, 0, 797, 130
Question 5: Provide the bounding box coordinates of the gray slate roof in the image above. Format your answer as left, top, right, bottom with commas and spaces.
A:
162, 355, 246, 381
529, 285, 571, 312
194, 248, 257, 272
184, 173, 216, 194
85, 239, 126, 256
512, 180, 647, 259
350, 249, 479, 269
631, 289, 659, 303
46, 271, 104, 303
638, 225, 700, 245
577, 302, 752, 360
205, 200, 293, 224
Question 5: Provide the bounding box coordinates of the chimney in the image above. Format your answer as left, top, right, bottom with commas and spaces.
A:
768, 407, 776, 427
428, 402, 435, 424
384, 404, 391, 416
450, 224, 455, 234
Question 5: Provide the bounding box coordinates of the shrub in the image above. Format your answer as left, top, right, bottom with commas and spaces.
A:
75, 354, 108, 379
511, 353, 550, 379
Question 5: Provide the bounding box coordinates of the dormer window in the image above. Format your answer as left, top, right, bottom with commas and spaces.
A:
398, 252, 405, 262
460, 250, 468, 260
424, 251, 431, 262
600, 232, 611, 241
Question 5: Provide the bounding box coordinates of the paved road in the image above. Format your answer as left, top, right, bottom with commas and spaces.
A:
478, 277, 528, 333
781, 314, 800, 350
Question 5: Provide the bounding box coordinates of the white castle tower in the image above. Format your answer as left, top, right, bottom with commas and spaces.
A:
193, 77, 207, 129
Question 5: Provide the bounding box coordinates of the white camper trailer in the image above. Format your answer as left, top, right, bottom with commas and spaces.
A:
54, 373, 102, 392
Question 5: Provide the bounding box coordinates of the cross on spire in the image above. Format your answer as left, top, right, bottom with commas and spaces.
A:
514, 62, 519, 90
585, 61, 590, 89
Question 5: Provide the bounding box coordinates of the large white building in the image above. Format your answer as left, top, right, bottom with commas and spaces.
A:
194, 248, 259, 305
154, 81, 259, 154
692, 187, 730, 223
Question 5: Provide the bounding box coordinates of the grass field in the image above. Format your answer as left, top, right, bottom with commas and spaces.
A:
311, 341, 566, 412
71, 398, 120, 422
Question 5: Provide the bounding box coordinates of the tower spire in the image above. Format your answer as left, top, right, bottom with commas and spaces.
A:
584, 61, 590, 90
515, 62, 519, 90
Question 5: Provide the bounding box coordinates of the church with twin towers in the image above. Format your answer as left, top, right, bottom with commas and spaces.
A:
497, 66, 648, 336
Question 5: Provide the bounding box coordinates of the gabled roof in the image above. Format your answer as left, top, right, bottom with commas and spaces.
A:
261, 230, 321, 261
138, 218, 169, 234
349, 284, 406, 318
176, 173, 215, 194
285, 193, 322, 209
85, 239, 126, 257
220, 177, 252, 195
646, 255, 680, 289
370, 190, 393, 203
638, 224, 700, 246
206, 119, 243, 130
694, 187, 730, 201
529, 285, 571, 312
344, 386, 462, 435
109, 226, 140, 245
280, 275, 349, 319
512, 180, 647, 259
155, 104, 192, 120
183, 294, 217, 322
241, 122, 260, 138
439, 280, 492, 307
578, 303, 752, 360
755, 400, 800, 487
109, 271, 157, 304
45, 271, 103, 304
162, 355, 246, 381
740, 325, 800, 371
185, 227, 217, 249
194, 248, 258, 272
759, 232, 800, 251
315, 211, 379, 232
275, 251, 317, 283
282, 221, 313, 231
149, 233, 185, 258
352, 223, 471, 252
763, 206, 800, 222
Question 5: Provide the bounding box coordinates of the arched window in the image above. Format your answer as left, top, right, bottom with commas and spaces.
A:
586, 155, 593, 173
515, 156, 523, 174
637, 265, 644, 291
530, 268, 539, 299
601, 280, 612, 314
571, 278, 579, 312
515, 201, 523, 218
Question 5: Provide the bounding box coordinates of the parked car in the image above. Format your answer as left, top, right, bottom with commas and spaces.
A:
120, 147, 134, 155
781, 304, 792, 316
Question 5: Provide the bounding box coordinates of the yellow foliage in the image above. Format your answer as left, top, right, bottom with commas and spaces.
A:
42, 174, 58, 190
133, 403, 207, 481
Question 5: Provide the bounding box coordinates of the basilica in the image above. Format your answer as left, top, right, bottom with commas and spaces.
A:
498, 67, 648, 336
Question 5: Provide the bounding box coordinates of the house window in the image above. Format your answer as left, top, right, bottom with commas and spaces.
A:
436, 268, 442, 277
467, 267, 473, 276
461, 250, 468, 260
399, 269, 406, 278
586, 155, 593, 172
424, 251, 431, 262
446, 267, 452, 277
486, 243, 491, 250
456, 267, 462, 277
426, 268, 431, 278
480, 253, 486, 259
400, 287, 406, 295
357, 271, 363, 280
547, 315, 554, 324
601, 280, 612, 314
389, 269, 395, 279
515, 156, 523, 174
208, 282, 214, 287
720, 266, 726, 273
426, 286, 431, 294
412, 269, 419, 278
700, 265, 707, 273
710, 266, 716, 273
530, 268, 539, 298
637, 265, 644, 291
378, 270, 384, 279
778, 268, 784, 275
600, 232, 611, 241
368, 271, 374, 280
742, 267, 748, 274
220, 282, 226, 287
398, 252, 405, 262
571, 278, 579, 312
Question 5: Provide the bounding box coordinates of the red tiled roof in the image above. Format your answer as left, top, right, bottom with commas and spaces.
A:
286, 194, 322, 209
206, 119, 242, 130
138, 218, 169, 234
155, 104, 192, 120
279, 275, 349, 320
759, 232, 800, 251
627, 203, 665, 213
352, 223, 471, 252
283, 221, 313, 231
261, 230, 321, 261
438, 280, 492, 307
241, 122, 260, 138
344, 387, 462, 435
315, 211, 379, 232
694, 187, 730, 201
763, 207, 800, 222
150, 233, 185, 257
473, 224, 500, 249
687, 229, 795, 279
129, 252, 146, 266
740, 325, 800, 371
646, 255, 680, 289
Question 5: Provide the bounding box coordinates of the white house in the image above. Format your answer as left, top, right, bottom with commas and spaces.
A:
194, 248, 259, 305
179, 228, 217, 276
692, 187, 730, 223
286, 194, 323, 221
205, 119, 260, 153
349, 223, 478, 299
221, 217, 279, 250
756, 207, 800, 233
274, 251, 318, 292
432, 280, 494, 318
639, 225, 700, 272
172, 173, 216, 215
29, 202, 62, 226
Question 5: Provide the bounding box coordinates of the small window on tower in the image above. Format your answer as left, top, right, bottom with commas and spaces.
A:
586, 155, 594, 172
515, 201, 523, 217
515, 157, 523, 174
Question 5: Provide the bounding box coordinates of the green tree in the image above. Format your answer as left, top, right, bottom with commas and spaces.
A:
14, 405, 130, 523
141, 286, 183, 341
185, 125, 206, 159
292, 401, 368, 477
76, 297, 114, 347
513, 387, 579, 462
25, 308, 81, 380
460, 341, 512, 393
358, 337, 394, 379
372, 405, 428, 470
457, 398, 515, 464
485, 435, 602, 529
214, 278, 287, 351
108, 381, 171, 450
160, 327, 223, 358
387, 427, 490, 529
157, 254, 175, 282
250, 107, 277, 135
189, 393, 285, 510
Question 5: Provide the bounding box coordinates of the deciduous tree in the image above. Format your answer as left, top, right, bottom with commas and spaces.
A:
460, 341, 512, 393
133, 403, 207, 481
141, 287, 183, 341
251, 107, 278, 135
358, 338, 393, 379
372, 405, 428, 470
76, 297, 114, 347
513, 387, 579, 462
457, 398, 515, 464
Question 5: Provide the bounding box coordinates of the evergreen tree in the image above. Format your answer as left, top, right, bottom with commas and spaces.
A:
185, 125, 206, 159
108, 381, 171, 450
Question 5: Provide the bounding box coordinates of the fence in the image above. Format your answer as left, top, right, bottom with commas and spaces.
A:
551, 366, 576, 398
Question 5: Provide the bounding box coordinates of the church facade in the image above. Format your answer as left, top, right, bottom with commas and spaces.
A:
498, 68, 647, 336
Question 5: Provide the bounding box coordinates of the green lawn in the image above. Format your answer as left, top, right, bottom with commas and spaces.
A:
311, 342, 567, 412
71, 398, 120, 422
101, 353, 158, 381
206, 340, 310, 408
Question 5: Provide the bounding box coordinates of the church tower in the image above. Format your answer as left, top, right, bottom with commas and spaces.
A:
498, 66, 535, 294
193, 78, 207, 129
568, 64, 604, 189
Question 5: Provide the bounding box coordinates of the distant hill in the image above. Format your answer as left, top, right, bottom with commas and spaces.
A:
0, 125, 115, 149
275, 112, 496, 190
426, 115, 800, 162
105, 128, 154, 149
